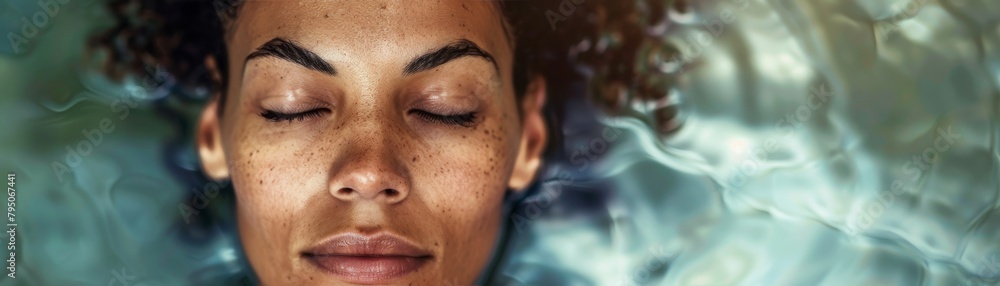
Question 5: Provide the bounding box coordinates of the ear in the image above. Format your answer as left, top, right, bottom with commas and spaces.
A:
507, 76, 548, 191
198, 56, 229, 180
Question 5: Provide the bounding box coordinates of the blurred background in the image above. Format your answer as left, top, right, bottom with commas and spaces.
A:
1, 0, 998, 285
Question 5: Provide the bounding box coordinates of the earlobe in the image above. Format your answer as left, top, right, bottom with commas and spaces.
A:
508, 76, 548, 191
198, 99, 230, 180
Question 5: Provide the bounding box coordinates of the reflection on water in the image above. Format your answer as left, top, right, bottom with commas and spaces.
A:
2, 0, 999, 285
495, 0, 999, 285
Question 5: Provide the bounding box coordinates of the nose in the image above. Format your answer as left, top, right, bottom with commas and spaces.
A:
327, 143, 411, 204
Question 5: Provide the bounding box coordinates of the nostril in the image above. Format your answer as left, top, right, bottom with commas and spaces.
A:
331, 187, 405, 201
384, 189, 399, 197
337, 188, 354, 196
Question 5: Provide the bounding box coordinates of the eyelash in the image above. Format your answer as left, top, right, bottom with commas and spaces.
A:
259, 109, 478, 127
410, 110, 478, 127
259, 109, 328, 122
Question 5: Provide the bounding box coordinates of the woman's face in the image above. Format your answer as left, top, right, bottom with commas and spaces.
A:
196, 0, 547, 285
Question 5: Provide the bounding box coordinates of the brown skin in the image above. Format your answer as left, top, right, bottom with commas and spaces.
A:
196, 1, 547, 285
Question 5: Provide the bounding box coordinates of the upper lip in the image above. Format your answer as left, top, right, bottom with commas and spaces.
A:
303, 232, 432, 258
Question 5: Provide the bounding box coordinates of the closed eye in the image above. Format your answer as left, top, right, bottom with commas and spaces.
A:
409, 110, 477, 127
260, 109, 329, 122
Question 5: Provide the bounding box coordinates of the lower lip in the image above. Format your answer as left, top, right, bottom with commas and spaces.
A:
305, 255, 431, 283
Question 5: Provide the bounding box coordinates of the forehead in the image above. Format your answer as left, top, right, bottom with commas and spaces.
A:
228, 0, 510, 70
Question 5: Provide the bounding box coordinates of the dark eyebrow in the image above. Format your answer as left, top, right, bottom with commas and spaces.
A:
403, 40, 498, 75
245, 38, 336, 75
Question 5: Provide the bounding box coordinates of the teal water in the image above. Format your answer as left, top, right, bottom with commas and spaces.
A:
1, 0, 998, 285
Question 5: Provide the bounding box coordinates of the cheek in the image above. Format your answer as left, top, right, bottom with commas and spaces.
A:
422, 153, 506, 280
226, 129, 327, 251
423, 123, 513, 211
417, 122, 516, 265
231, 145, 302, 212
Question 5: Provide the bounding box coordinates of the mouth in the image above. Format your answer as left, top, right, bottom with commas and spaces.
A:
302, 232, 433, 284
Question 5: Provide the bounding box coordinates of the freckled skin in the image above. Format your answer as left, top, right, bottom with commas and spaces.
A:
201, 1, 535, 285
